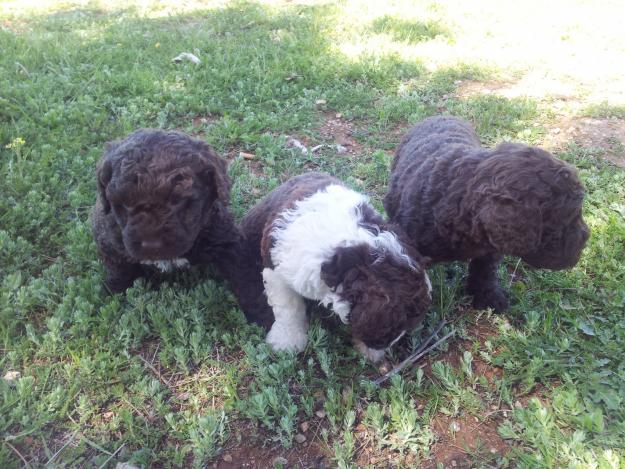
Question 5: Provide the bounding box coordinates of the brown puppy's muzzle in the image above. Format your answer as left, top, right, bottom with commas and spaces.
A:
123, 223, 195, 260
522, 220, 590, 270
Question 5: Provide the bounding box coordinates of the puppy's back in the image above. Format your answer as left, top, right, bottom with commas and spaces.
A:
385, 116, 481, 221
240, 172, 340, 266
393, 116, 480, 171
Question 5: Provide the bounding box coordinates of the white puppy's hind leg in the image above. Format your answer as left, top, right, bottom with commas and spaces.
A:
263, 268, 309, 352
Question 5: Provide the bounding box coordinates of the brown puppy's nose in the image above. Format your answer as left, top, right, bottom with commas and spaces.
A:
141, 240, 163, 251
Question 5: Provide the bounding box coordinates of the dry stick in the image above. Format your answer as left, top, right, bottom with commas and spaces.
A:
96, 443, 126, 469
374, 329, 456, 385
137, 354, 171, 388
412, 320, 446, 356
4, 441, 31, 468
46, 430, 79, 465
508, 258, 522, 290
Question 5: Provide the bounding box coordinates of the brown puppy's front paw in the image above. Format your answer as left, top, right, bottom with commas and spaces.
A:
471, 286, 509, 313
104, 264, 143, 294
105, 275, 134, 294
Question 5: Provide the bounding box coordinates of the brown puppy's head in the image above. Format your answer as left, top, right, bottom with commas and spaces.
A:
96, 129, 229, 260
321, 241, 431, 353
468, 143, 589, 270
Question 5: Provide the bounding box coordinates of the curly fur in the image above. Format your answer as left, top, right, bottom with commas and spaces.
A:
385, 115, 590, 312
240, 172, 431, 360
91, 129, 273, 328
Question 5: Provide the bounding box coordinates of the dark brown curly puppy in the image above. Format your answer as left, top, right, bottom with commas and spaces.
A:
385, 116, 590, 312
240, 172, 432, 362
92, 129, 273, 327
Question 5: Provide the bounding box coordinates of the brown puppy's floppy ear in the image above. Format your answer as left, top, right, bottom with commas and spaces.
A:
321, 244, 369, 289
476, 193, 542, 255
198, 146, 230, 203
96, 146, 115, 214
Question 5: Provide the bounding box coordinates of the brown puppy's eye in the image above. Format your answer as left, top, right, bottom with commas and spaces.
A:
171, 174, 185, 185
183, 198, 196, 211
113, 204, 125, 213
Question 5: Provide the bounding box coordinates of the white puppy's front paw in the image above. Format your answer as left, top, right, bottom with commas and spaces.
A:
266, 326, 308, 353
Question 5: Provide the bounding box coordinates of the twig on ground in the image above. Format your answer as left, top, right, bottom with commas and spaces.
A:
137, 354, 171, 387
96, 442, 126, 469
508, 258, 522, 290
374, 324, 455, 385
4, 441, 31, 468
412, 320, 447, 356
47, 430, 79, 465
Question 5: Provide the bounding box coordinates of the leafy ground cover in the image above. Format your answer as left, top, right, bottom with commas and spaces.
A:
1, 1, 624, 467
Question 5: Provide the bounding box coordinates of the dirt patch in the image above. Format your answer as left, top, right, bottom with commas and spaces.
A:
422, 317, 509, 466
317, 112, 364, 156
426, 412, 508, 468
455, 80, 625, 168
214, 420, 331, 469
456, 77, 579, 104
188, 115, 220, 138
544, 117, 625, 167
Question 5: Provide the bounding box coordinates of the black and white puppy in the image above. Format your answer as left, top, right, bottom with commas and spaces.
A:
240, 172, 432, 361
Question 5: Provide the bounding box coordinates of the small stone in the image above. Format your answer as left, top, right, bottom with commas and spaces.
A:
490, 448, 498, 454
315, 409, 326, 419
335, 144, 347, 154
286, 137, 308, 155
553, 127, 561, 134
172, 52, 201, 65
3, 371, 20, 384
239, 151, 255, 160
222, 453, 233, 462
273, 456, 288, 467
451, 460, 457, 467
294, 433, 307, 444
300, 421, 309, 432
315, 99, 327, 106
335, 113, 342, 118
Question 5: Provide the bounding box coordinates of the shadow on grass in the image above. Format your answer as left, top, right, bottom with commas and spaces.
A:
370, 14, 451, 44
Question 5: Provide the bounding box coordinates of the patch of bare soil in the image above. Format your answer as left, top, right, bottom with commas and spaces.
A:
426, 412, 508, 469
455, 79, 625, 168
213, 420, 331, 469
423, 318, 509, 467
318, 112, 364, 156
456, 77, 579, 104
545, 117, 625, 168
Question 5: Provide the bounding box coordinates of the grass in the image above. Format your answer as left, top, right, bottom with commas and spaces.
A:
1, 0, 624, 467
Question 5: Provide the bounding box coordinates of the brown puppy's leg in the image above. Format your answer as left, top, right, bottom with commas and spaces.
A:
102, 258, 143, 293
467, 253, 509, 312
